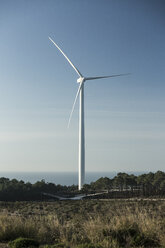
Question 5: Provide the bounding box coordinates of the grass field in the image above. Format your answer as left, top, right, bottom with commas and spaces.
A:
0, 199, 164, 247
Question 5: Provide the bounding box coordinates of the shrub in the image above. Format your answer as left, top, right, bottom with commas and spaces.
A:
132, 233, 160, 247
43, 244, 66, 248
103, 223, 160, 247
76, 244, 102, 248
8, 237, 39, 248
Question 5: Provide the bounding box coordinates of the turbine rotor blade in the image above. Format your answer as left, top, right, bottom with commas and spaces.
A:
68, 82, 83, 128
49, 37, 82, 77
85, 73, 131, 81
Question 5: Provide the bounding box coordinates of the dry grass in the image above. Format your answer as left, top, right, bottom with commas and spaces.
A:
0, 199, 164, 247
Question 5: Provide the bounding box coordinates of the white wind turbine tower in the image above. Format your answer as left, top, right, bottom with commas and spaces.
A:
49, 37, 129, 190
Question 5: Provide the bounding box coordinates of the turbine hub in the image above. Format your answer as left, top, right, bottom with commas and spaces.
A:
77, 77, 85, 83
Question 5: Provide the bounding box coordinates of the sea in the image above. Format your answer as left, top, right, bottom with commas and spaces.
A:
0, 171, 145, 186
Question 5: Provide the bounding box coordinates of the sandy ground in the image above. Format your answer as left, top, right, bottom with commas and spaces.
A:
0, 244, 8, 248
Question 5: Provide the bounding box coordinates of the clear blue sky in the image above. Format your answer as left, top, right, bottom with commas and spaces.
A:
0, 0, 165, 173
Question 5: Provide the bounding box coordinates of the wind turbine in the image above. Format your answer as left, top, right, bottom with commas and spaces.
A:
49, 37, 129, 190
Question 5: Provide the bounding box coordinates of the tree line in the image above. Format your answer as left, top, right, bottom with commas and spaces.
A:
0, 171, 164, 201
83, 170, 165, 198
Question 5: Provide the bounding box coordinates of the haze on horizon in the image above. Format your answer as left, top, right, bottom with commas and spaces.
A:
0, 0, 165, 173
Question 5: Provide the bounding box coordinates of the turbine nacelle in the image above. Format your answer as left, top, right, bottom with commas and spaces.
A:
77, 77, 85, 84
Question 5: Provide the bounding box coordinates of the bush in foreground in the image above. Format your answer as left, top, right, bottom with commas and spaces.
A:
76, 244, 103, 248
43, 244, 66, 248
9, 237, 39, 248
102, 223, 160, 247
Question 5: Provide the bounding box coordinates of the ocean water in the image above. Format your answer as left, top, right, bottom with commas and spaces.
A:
0, 171, 145, 186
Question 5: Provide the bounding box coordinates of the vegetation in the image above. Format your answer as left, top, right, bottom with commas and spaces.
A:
0, 171, 164, 201
9, 238, 39, 248
0, 199, 164, 247
0, 171, 164, 247
88, 171, 165, 194
43, 244, 66, 248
